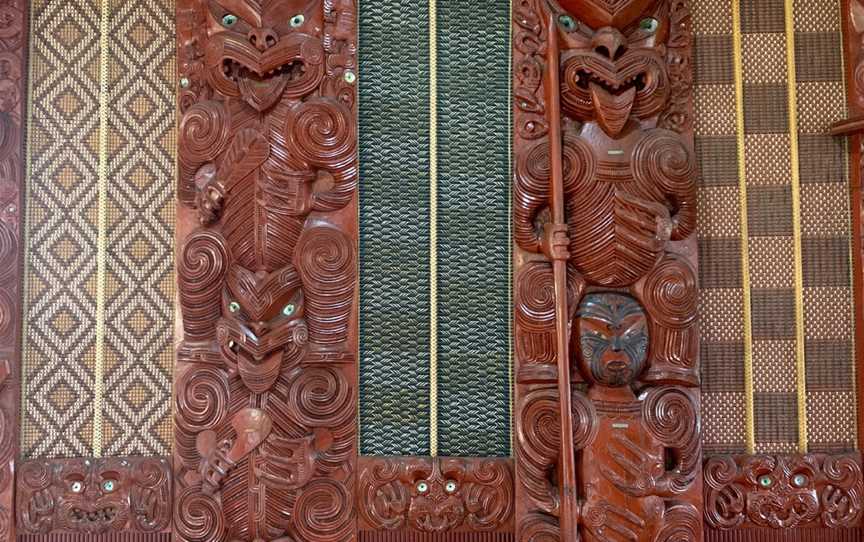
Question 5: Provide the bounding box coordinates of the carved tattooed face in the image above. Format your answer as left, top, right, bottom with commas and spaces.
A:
217, 265, 308, 392
55, 459, 128, 534
576, 293, 648, 386
555, 0, 670, 137
204, 0, 325, 111
403, 460, 466, 532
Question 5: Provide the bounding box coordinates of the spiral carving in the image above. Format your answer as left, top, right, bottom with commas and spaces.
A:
0, 288, 12, 342
518, 513, 559, 542
179, 101, 230, 165
0, 220, 15, 282
178, 230, 229, 340
295, 226, 355, 346
516, 388, 559, 514
515, 262, 555, 333
631, 129, 697, 240
285, 365, 352, 427
642, 387, 697, 448
287, 97, 356, 174
175, 365, 229, 433
642, 256, 697, 329
18, 460, 51, 491
174, 485, 224, 542
294, 479, 353, 542
654, 505, 700, 542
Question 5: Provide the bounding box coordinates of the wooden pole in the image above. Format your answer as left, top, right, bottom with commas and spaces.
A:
544, 12, 579, 542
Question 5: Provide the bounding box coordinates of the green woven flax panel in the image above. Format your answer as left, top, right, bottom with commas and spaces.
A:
436, 0, 512, 456
358, 0, 432, 455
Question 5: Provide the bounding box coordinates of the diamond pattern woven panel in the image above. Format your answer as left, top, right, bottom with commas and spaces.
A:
358, 0, 432, 455
435, 0, 511, 457
21, 0, 175, 458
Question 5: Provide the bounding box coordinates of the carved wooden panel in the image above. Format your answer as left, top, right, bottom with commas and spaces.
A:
357, 457, 514, 535
174, 1, 358, 541
15, 457, 172, 535
704, 454, 864, 532
0, 1, 26, 541
511, 0, 701, 540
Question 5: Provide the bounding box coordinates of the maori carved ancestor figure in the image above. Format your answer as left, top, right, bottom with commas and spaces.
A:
16, 457, 172, 535
175, 1, 357, 541
512, 0, 702, 540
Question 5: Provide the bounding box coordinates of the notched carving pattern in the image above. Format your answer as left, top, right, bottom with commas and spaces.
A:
16, 457, 172, 535
175, 1, 358, 541
705, 454, 864, 531
357, 457, 514, 534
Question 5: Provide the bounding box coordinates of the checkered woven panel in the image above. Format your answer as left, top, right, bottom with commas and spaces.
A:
694, 0, 857, 454
693, 0, 749, 455
435, 1, 511, 457
358, 0, 432, 455
101, 0, 175, 456
793, 0, 856, 453
21, 0, 175, 458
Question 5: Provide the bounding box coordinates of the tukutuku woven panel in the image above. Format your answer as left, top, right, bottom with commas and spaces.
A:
358, 0, 433, 455
21, 0, 175, 458
435, 0, 511, 457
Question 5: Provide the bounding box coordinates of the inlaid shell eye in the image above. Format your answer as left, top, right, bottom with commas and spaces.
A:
758, 475, 773, 488
71, 481, 83, 493
102, 479, 117, 492
416, 481, 428, 493
282, 304, 295, 316
639, 17, 658, 34
558, 14, 576, 31
221, 13, 238, 27
290, 14, 305, 27
444, 480, 457, 493
792, 474, 808, 488
229, 301, 240, 313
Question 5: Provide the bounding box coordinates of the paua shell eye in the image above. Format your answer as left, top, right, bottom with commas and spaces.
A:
71, 481, 84, 493
558, 14, 577, 31
282, 304, 295, 316
102, 479, 117, 492
444, 480, 458, 493
222, 13, 238, 27
290, 14, 305, 27
416, 481, 428, 493
639, 17, 659, 34
229, 301, 240, 313
758, 475, 773, 488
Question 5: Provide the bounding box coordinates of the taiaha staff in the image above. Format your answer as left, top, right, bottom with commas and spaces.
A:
543, 12, 579, 542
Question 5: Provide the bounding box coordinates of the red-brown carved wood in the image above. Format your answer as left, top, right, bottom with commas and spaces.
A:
357, 457, 514, 535
0, 2, 26, 541
174, 1, 358, 541
16, 457, 173, 536
512, 0, 702, 540
704, 454, 864, 532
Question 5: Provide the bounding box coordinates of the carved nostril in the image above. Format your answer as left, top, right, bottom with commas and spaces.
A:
248, 28, 278, 52
591, 28, 627, 61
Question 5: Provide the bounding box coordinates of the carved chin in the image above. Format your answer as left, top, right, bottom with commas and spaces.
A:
409, 499, 465, 532
59, 502, 127, 533
238, 349, 282, 393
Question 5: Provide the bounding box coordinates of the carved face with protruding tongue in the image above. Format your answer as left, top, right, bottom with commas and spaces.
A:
557, 4, 671, 137
204, 0, 325, 111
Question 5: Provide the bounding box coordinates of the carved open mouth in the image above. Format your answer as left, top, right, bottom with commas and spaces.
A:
220, 58, 308, 85
71, 507, 117, 523
573, 68, 647, 94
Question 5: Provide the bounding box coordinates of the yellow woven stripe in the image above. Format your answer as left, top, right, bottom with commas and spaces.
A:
783, 0, 808, 454
93, 0, 110, 457
428, 0, 438, 457
731, 0, 756, 454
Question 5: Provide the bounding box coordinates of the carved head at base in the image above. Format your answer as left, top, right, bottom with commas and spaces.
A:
404, 459, 467, 532
575, 292, 649, 387
203, 0, 325, 111
555, 0, 670, 137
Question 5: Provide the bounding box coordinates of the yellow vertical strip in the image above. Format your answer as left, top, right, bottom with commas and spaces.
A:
783, 0, 808, 453
428, 0, 438, 457
731, 0, 756, 454
93, 0, 111, 457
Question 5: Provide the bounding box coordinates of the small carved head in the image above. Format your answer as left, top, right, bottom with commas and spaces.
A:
403, 459, 466, 532
555, 1, 671, 136
217, 264, 308, 392
575, 293, 648, 386
203, 0, 326, 111
55, 458, 129, 534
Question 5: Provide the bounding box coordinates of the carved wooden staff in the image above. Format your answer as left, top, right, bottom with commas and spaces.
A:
543, 12, 579, 542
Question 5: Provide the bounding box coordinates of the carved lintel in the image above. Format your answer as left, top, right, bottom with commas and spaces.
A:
174, 1, 358, 541
357, 457, 514, 534
0, 1, 27, 541
704, 454, 864, 531
15, 457, 173, 536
